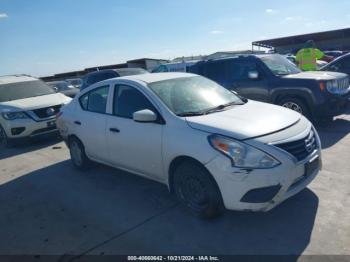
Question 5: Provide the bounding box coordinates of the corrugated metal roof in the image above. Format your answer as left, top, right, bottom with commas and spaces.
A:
253, 28, 350, 48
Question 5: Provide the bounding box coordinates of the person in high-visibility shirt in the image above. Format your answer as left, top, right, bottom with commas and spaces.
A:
296, 40, 324, 71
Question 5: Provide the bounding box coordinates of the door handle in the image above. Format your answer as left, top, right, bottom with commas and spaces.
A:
74, 121, 81, 125
109, 127, 120, 133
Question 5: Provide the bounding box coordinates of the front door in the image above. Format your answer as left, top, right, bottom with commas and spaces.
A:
231, 62, 270, 102
106, 84, 164, 180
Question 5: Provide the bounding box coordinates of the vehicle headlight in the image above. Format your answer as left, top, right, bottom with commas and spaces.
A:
208, 135, 280, 169
326, 80, 338, 94
2, 111, 29, 120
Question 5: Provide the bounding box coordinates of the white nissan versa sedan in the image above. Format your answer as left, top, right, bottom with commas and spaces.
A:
0, 75, 71, 147
57, 73, 322, 218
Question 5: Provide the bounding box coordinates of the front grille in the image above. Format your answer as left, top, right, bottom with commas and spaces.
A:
274, 130, 317, 161
32, 104, 62, 119
336, 77, 350, 94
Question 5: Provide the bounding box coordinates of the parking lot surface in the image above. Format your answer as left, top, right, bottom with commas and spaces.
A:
0, 110, 350, 257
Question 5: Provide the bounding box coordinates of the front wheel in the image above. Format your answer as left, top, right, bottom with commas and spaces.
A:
278, 97, 312, 120
173, 161, 224, 218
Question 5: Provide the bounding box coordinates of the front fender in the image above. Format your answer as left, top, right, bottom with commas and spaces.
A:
270, 87, 316, 106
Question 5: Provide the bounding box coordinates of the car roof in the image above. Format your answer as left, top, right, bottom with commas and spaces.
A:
115, 68, 146, 72
0, 75, 38, 85
118, 72, 197, 84
85, 68, 146, 77
195, 53, 273, 64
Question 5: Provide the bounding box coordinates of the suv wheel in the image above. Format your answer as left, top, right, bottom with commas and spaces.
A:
278, 97, 311, 119
69, 137, 91, 170
173, 161, 224, 218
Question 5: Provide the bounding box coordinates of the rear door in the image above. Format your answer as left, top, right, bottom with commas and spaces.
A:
74, 85, 111, 162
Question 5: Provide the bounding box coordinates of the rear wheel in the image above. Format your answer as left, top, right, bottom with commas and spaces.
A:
173, 161, 224, 218
278, 97, 312, 120
69, 137, 92, 170
0, 125, 11, 148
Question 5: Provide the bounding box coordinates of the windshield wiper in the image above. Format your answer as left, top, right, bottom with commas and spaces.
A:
177, 111, 206, 117
202, 101, 243, 114
177, 101, 244, 117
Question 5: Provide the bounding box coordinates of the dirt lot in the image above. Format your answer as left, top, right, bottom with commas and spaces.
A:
0, 111, 350, 258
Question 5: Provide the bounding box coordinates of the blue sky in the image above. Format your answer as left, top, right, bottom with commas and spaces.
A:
1, 0, 350, 77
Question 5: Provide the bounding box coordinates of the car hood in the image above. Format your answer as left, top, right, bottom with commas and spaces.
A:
185, 100, 301, 140
0, 93, 71, 112
282, 71, 347, 80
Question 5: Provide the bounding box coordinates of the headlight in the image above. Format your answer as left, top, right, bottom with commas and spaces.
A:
208, 135, 280, 169
326, 80, 338, 94
2, 111, 29, 120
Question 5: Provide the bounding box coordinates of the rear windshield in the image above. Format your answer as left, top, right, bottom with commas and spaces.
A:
87, 72, 116, 85
116, 68, 148, 76
0, 80, 55, 102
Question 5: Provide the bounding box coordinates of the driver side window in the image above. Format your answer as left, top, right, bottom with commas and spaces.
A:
113, 84, 156, 119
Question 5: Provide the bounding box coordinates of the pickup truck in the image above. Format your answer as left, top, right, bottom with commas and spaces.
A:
189, 54, 350, 121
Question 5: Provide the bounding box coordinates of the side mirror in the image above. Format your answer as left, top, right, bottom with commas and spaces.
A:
133, 109, 157, 123
248, 71, 259, 80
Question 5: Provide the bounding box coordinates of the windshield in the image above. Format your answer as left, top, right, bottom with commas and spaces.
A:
148, 76, 244, 116
260, 55, 301, 75
0, 80, 55, 102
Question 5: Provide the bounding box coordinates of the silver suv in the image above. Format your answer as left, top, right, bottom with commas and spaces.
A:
0, 75, 71, 146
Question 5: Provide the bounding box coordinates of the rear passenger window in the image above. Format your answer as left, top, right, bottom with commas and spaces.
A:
201, 59, 259, 83
204, 60, 244, 82
79, 85, 109, 113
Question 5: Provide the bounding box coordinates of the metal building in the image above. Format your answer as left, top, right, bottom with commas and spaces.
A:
252, 28, 350, 54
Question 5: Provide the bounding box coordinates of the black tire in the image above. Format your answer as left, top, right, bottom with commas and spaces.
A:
0, 124, 12, 148
278, 97, 312, 120
69, 137, 92, 170
173, 160, 224, 218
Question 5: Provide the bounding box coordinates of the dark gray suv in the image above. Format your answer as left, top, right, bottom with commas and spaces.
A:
80, 68, 148, 91
189, 54, 349, 121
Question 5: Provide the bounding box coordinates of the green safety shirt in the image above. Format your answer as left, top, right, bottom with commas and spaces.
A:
296, 48, 324, 71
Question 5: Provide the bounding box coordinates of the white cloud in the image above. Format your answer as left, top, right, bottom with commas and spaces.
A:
0, 13, 8, 19
285, 16, 303, 21
210, 30, 224, 35
265, 9, 279, 15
